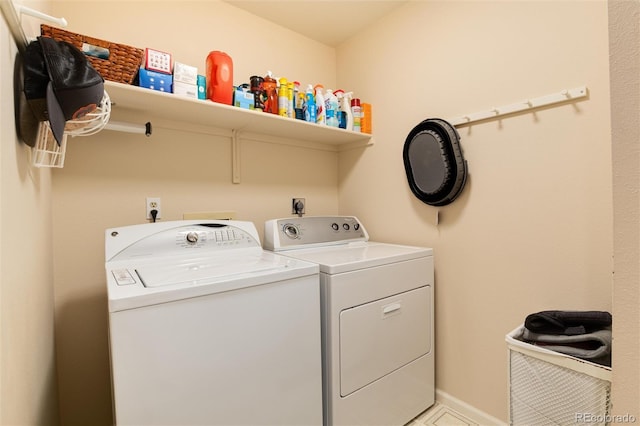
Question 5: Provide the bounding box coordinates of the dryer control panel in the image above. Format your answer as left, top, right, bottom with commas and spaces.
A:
264, 216, 369, 251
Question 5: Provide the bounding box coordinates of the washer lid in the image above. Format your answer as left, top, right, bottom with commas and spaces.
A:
135, 254, 289, 288
107, 251, 318, 312
282, 242, 432, 274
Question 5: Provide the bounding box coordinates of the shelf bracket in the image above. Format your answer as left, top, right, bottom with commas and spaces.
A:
450, 86, 588, 127
232, 129, 241, 184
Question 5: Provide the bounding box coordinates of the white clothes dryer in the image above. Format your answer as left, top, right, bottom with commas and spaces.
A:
105, 220, 322, 426
264, 216, 435, 426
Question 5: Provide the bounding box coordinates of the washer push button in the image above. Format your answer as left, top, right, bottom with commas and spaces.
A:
112, 269, 136, 286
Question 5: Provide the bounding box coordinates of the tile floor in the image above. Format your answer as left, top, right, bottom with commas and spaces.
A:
408, 403, 479, 426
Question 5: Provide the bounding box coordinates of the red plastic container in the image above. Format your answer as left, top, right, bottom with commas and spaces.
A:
205, 51, 233, 105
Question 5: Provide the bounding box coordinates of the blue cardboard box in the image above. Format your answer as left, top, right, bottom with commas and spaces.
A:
138, 68, 173, 93
197, 75, 206, 100
234, 87, 254, 109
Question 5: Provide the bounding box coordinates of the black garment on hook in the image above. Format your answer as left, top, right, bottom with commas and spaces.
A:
18, 37, 104, 146
402, 118, 468, 206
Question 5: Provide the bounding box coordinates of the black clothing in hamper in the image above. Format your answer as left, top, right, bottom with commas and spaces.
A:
522, 327, 612, 367
524, 310, 612, 336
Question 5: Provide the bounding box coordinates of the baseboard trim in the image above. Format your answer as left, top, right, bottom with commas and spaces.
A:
435, 389, 507, 425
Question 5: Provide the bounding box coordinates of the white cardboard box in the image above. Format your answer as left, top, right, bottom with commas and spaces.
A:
173, 81, 198, 99
173, 62, 198, 85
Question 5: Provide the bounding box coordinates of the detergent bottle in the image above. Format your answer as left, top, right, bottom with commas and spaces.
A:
205, 51, 233, 105
262, 71, 278, 114
278, 77, 289, 117
304, 84, 316, 123
325, 88, 339, 128
314, 84, 326, 125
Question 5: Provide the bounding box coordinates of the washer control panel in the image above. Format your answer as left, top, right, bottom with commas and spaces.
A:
107, 221, 261, 262
264, 216, 368, 251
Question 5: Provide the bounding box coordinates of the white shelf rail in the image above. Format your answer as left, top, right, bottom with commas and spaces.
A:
1, 0, 152, 146
0, 0, 66, 53
450, 86, 588, 127
0, 0, 28, 54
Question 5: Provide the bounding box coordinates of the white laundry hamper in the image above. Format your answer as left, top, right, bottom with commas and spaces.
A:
506, 325, 612, 426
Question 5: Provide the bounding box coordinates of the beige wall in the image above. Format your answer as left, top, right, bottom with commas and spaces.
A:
48, 1, 338, 424
0, 2, 59, 424
2, 0, 637, 425
609, 0, 640, 419
337, 1, 613, 421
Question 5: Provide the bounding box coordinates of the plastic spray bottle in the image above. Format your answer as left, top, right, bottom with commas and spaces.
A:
325, 88, 339, 128
314, 84, 326, 125
342, 91, 354, 131
304, 84, 316, 123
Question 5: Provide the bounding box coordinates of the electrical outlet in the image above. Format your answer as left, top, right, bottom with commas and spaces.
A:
292, 198, 305, 216
146, 197, 161, 220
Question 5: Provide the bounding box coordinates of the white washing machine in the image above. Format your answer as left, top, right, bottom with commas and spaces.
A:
105, 220, 323, 426
264, 216, 435, 426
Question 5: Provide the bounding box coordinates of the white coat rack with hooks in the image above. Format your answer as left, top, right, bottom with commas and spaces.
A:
450, 86, 588, 127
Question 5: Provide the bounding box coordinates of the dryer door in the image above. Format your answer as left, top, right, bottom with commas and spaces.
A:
339, 286, 431, 396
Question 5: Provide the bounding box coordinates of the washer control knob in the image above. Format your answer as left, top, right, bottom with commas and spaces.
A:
331, 223, 339, 231
283, 224, 299, 239
186, 232, 199, 244
354, 223, 360, 231
343, 223, 350, 230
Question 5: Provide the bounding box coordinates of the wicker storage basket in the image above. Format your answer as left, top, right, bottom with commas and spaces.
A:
41, 25, 144, 85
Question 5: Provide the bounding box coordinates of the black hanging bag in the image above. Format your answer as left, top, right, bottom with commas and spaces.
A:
403, 118, 468, 206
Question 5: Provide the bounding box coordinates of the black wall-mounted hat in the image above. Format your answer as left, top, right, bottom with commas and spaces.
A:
403, 118, 468, 206
20, 36, 104, 146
